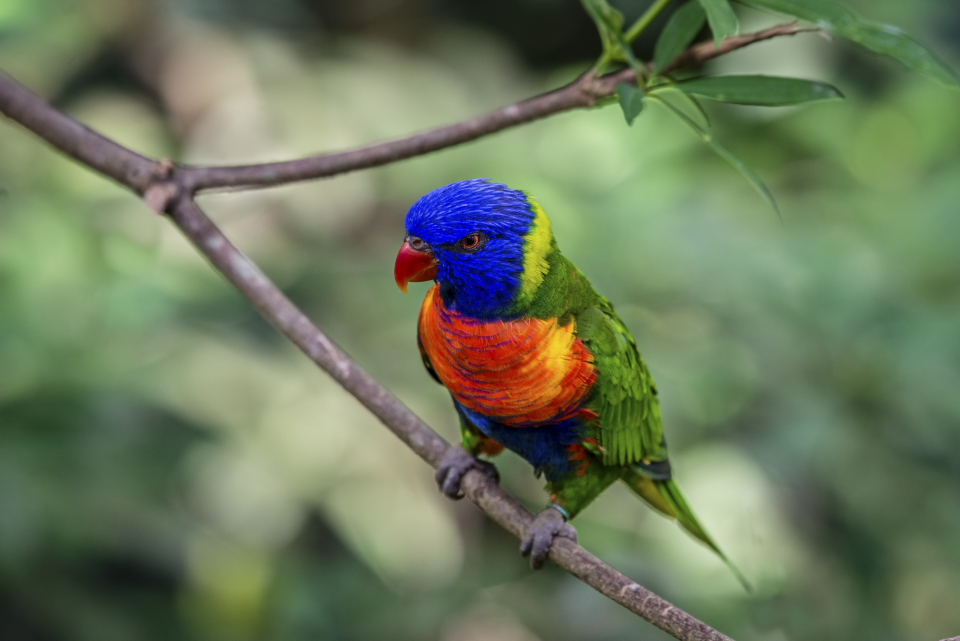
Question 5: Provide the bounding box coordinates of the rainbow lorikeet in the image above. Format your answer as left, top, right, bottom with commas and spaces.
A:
394, 179, 743, 580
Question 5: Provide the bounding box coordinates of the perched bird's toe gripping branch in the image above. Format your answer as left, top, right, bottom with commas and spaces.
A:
435, 445, 500, 499
521, 506, 578, 570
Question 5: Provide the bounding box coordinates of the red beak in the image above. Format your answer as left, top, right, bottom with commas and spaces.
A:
394, 240, 437, 293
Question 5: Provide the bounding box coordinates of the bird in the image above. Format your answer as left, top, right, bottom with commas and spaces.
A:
394, 178, 744, 583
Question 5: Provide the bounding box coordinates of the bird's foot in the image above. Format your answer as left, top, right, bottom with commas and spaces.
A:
520, 506, 578, 570
435, 445, 499, 500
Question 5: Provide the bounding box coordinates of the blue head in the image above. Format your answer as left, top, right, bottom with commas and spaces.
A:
396, 179, 555, 319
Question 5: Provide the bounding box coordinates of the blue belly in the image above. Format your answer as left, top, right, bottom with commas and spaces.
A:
456, 402, 582, 482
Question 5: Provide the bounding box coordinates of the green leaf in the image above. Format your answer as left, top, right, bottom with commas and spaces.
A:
739, 0, 960, 87
650, 94, 780, 217
736, 0, 848, 24
580, 0, 626, 60
840, 22, 960, 87
704, 136, 780, 219
678, 75, 844, 105
616, 82, 646, 125
697, 0, 738, 46
653, 2, 707, 73
649, 86, 710, 130
580, 0, 647, 77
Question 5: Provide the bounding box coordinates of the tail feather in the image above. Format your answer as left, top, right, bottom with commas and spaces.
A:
623, 469, 751, 592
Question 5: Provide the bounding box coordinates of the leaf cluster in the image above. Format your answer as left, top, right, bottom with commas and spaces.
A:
580, 0, 958, 213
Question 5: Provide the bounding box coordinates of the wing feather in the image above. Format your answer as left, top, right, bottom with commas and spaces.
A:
575, 299, 666, 467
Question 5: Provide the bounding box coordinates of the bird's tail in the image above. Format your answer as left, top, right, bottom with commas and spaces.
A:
622, 468, 751, 591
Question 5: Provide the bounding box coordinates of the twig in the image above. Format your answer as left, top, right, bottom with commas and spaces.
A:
0, 73, 159, 192
175, 23, 809, 193
665, 23, 812, 73
0, 28, 821, 639
168, 196, 450, 466
0, 25, 808, 199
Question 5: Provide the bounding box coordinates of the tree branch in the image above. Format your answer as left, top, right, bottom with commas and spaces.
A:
0, 25, 809, 201
0, 31, 820, 637
664, 23, 811, 73
0, 73, 159, 192
176, 23, 809, 193
169, 197, 732, 640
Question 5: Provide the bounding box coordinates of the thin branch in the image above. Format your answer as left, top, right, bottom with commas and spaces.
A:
624, 0, 673, 43
0, 25, 809, 200
176, 23, 809, 193
665, 23, 813, 72
0, 73, 159, 192
168, 196, 450, 466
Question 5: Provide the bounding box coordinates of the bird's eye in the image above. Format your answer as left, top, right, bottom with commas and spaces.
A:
460, 234, 480, 250
410, 237, 424, 250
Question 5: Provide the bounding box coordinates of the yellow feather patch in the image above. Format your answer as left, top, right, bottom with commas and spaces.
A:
518, 199, 553, 303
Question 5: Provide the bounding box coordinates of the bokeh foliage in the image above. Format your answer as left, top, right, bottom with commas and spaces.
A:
1, 0, 959, 640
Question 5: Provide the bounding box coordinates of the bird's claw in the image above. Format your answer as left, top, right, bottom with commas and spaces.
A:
435, 446, 499, 500
520, 506, 577, 570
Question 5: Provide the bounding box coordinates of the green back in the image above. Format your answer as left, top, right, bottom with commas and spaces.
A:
575, 298, 665, 466
512, 238, 666, 468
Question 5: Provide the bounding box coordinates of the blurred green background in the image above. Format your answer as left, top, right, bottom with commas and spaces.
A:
1, 0, 959, 639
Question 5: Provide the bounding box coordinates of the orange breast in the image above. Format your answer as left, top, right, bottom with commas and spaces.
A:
418, 284, 596, 426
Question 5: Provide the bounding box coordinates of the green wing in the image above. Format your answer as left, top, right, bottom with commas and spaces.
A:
575, 298, 665, 467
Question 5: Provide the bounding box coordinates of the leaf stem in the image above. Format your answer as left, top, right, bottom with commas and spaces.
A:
649, 93, 781, 218
625, 0, 674, 43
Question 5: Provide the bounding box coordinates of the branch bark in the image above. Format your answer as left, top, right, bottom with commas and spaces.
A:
176, 23, 808, 193
0, 28, 815, 639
